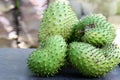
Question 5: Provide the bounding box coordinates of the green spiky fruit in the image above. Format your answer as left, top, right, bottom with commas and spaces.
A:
72, 14, 116, 47
39, 0, 78, 42
27, 35, 67, 76
68, 42, 120, 77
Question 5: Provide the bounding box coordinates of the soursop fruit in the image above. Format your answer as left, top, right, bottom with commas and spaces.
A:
39, 0, 78, 42
27, 35, 67, 76
72, 14, 116, 47
68, 42, 120, 77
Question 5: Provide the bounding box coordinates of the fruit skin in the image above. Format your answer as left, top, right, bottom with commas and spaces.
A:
39, 0, 78, 42
68, 42, 120, 77
70, 14, 106, 42
72, 14, 116, 47
27, 35, 67, 76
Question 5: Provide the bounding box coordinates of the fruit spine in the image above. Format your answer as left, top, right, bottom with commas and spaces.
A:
27, 35, 67, 76
39, 0, 78, 42
68, 14, 119, 77
68, 42, 120, 77
73, 14, 116, 47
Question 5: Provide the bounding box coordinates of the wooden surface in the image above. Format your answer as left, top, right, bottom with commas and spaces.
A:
0, 48, 120, 80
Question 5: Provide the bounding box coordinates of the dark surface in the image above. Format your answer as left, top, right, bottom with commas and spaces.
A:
0, 48, 120, 80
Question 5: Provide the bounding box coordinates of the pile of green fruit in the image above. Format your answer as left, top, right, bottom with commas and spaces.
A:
27, 0, 120, 77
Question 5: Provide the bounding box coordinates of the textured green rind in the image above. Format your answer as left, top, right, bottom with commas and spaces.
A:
82, 21, 116, 47
70, 14, 107, 42
68, 42, 120, 77
72, 14, 116, 47
80, 14, 106, 27
68, 20, 83, 42
39, 0, 78, 42
27, 35, 67, 76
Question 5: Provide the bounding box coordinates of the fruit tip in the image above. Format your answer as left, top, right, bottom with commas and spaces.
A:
55, 0, 69, 4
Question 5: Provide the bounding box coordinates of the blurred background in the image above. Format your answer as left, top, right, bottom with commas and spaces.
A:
0, 0, 120, 48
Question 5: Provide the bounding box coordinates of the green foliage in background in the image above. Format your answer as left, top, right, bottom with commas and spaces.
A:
15, 0, 20, 8
116, 1, 120, 15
